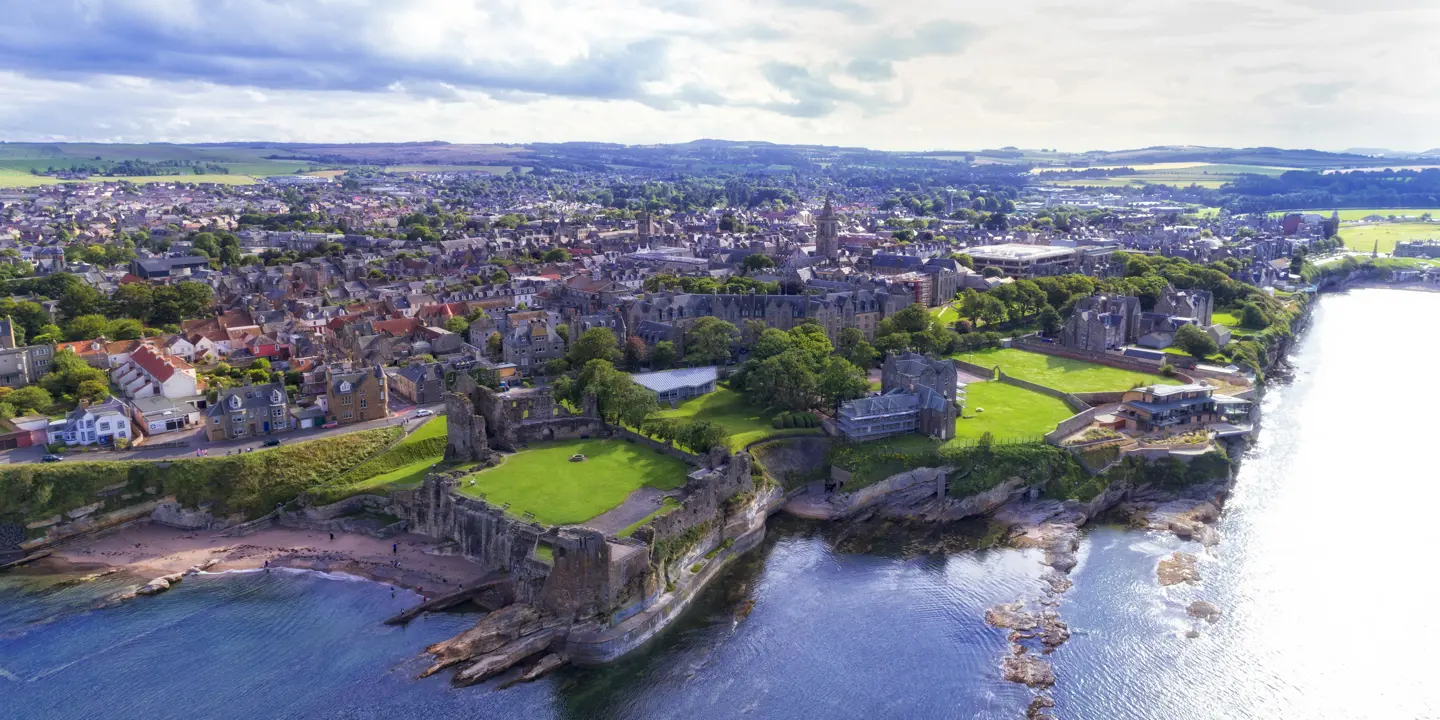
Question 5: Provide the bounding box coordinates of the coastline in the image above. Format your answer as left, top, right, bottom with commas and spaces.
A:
27, 523, 492, 598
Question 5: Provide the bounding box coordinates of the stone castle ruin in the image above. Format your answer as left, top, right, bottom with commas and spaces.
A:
444, 374, 602, 463
390, 387, 780, 675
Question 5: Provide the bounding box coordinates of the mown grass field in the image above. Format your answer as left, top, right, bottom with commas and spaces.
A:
1039, 162, 1294, 189
655, 387, 821, 449
953, 381, 1074, 442
951, 347, 1178, 393
0, 169, 257, 187
1337, 222, 1439, 254
1274, 208, 1440, 222
456, 439, 688, 526
312, 417, 451, 498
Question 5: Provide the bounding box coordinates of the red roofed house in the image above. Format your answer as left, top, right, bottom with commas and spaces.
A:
110, 343, 201, 399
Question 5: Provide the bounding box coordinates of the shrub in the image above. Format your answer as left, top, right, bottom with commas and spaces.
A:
772, 416, 784, 429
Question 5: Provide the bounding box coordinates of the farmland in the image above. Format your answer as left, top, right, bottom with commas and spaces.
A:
1037, 161, 1296, 189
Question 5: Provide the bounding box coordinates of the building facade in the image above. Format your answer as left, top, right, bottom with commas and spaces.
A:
206, 383, 292, 441
326, 365, 389, 424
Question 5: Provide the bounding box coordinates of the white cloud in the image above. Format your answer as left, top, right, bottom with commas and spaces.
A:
0, 0, 1435, 150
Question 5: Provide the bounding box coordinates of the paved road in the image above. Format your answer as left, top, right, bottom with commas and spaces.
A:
0, 401, 445, 465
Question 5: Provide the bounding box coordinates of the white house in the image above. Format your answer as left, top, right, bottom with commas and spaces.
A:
110, 344, 201, 400
48, 396, 133, 447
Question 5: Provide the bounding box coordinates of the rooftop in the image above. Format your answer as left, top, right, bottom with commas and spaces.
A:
966, 244, 1075, 261
631, 366, 719, 394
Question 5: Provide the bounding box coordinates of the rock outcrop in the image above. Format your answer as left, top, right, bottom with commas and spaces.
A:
452, 628, 563, 687
136, 572, 184, 596
422, 604, 542, 678
1002, 647, 1055, 688
1157, 552, 1200, 586
1187, 600, 1221, 623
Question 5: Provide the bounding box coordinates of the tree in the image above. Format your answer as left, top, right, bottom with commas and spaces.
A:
746, 350, 818, 411
684, 317, 740, 366
1240, 303, 1269, 330
677, 420, 728, 454
544, 358, 571, 376
0, 402, 13, 421
8, 385, 53, 414
835, 327, 877, 369
251, 358, 272, 371
751, 327, 793, 362
981, 266, 1004, 278
555, 323, 570, 346
111, 283, 154, 319
541, 248, 571, 263
107, 318, 144, 340
623, 335, 648, 370
443, 316, 469, 334
1175, 324, 1219, 359
741, 319, 767, 347
742, 254, 775, 274
818, 358, 869, 411
486, 331, 503, 360
651, 341, 677, 370
64, 314, 110, 341
1039, 305, 1063, 336
76, 379, 109, 403
490, 268, 510, 284
568, 327, 619, 367
58, 284, 105, 319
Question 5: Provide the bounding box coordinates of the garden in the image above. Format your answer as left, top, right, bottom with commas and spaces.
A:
950, 347, 1178, 393
655, 387, 822, 450
953, 382, 1074, 443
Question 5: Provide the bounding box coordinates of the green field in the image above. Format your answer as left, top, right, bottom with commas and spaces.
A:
385, 164, 524, 174
314, 417, 451, 497
953, 381, 1074, 442
930, 304, 960, 324
1039, 162, 1294, 189
456, 439, 689, 526
656, 387, 821, 449
0, 168, 256, 187
1274, 208, 1440, 222
951, 347, 1178, 393
1337, 222, 1439, 254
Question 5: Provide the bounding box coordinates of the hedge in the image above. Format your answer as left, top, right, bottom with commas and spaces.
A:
0, 427, 402, 523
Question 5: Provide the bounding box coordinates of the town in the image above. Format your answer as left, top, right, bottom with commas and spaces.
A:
2, 140, 1438, 688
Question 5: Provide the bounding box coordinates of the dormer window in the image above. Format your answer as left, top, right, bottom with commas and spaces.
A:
228, 394, 242, 410
270, 389, 284, 405
339, 380, 352, 393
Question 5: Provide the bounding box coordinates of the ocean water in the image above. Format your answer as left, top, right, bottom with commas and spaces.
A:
4, 288, 1436, 720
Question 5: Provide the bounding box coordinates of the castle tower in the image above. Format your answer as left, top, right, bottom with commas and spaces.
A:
816, 196, 840, 260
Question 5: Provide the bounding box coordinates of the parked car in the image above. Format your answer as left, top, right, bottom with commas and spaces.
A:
262, 438, 282, 447
321, 421, 339, 429
41, 454, 63, 463
415, 408, 434, 417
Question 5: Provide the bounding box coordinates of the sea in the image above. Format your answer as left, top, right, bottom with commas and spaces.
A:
3, 288, 1437, 720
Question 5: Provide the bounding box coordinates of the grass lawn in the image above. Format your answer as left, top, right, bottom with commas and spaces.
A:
952, 382, 1073, 443
1337, 222, 1439, 254
403, 416, 448, 444
930, 304, 960, 324
656, 387, 820, 449
620, 496, 681, 537
951, 347, 1178, 393
456, 439, 688, 526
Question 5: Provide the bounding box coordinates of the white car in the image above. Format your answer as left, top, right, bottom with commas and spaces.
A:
415, 408, 434, 417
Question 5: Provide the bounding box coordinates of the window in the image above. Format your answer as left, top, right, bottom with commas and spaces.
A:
360, 399, 367, 409
343, 410, 353, 420
343, 395, 352, 405
212, 417, 220, 425
273, 409, 283, 418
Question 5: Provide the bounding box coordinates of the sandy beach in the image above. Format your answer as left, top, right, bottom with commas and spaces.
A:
40, 523, 490, 597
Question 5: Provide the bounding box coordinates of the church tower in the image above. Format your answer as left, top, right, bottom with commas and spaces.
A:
816, 196, 840, 260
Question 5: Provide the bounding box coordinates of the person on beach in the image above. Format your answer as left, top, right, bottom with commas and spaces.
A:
329, 532, 334, 541
392, 542, 398, 554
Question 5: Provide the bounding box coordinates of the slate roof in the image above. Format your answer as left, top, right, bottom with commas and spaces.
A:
631, 366, 718, 394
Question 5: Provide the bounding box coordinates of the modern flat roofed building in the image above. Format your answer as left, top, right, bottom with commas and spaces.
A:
631, 366, 718, 405
965, 244, 1077, 278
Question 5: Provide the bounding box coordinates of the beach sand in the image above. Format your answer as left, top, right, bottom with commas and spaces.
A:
41, 524, 488, 597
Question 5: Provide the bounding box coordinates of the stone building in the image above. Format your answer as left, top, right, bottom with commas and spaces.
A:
815, 196, 840, 260
206, 382, 291, 441
325, 365, 388, 424
1062, 294, 1142, 352
837, 352, 960, 442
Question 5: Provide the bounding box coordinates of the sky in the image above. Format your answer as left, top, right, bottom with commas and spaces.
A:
0, 0, 1437, 152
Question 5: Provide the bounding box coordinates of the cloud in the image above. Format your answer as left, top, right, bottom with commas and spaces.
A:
0, 0, 1436, 151
0, 1, 671, 103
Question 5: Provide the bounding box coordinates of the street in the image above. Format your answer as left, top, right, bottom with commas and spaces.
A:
0, 400, 445, 465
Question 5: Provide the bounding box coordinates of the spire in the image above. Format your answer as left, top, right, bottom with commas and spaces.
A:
821, 194, 834, 218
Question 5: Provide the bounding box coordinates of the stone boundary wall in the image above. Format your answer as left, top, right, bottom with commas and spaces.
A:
299, 494, 392, 522
952, 358, 998, 380
608, 426, 704, 466
1074, 391, 1126, 406
1045, 407, 1101, 445
996, 371, 1091, 413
